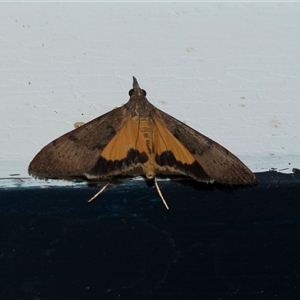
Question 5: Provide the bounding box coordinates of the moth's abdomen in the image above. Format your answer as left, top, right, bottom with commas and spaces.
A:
134, 117, 155, 154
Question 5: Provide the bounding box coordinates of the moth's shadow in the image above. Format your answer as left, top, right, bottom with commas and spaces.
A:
85, 175, 256, 194
147, 177, 255, 193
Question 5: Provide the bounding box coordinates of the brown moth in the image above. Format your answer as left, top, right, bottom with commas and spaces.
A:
29, 77, 256, 209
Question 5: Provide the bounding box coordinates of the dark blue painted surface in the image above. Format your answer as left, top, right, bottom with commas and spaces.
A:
1, 171, 300, 299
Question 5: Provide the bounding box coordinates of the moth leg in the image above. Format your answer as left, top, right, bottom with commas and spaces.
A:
154, 177, 169, 210
88, 180, 111, 203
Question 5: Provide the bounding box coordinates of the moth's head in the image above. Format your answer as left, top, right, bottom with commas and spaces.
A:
129, 76, 147, 97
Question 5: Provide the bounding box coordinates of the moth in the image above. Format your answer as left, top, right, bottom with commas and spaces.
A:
29, 77, 256, 209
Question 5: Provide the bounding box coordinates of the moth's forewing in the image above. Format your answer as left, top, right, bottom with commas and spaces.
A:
29, 107, 127, 179
155, 109, 256, 185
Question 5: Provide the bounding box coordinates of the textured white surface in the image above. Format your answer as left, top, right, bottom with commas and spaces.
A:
0, 3, 300, 182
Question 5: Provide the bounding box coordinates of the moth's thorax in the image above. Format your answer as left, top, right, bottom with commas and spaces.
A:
126, 95, 155, 118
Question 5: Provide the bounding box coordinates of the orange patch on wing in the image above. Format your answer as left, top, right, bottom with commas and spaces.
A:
100, 117, 149, 161
153, 116, 196, 164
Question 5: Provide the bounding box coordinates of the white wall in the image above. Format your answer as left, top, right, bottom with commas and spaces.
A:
1, 2, 299, 184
